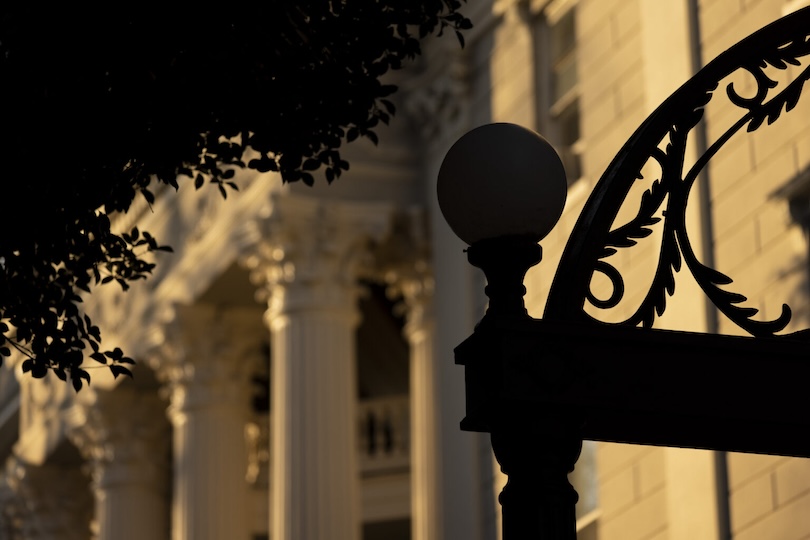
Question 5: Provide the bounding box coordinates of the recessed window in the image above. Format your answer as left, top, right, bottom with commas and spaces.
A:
535, 3, 583, 185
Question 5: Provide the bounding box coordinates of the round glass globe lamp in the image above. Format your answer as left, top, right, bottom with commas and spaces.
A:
437, 123, 568, 245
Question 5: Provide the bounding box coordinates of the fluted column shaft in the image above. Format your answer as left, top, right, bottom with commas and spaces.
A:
402, 279, 440, 540
94, 456, 168, 540
67, 387, 169, 540
168, 392, 250, 540
160, 305, 260, 540
268, 283, 361, 540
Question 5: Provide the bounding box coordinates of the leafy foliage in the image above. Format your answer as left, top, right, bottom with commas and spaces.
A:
0, 2, 471, 387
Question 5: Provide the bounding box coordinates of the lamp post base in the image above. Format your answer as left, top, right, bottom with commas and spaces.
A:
491, 407, 582, 539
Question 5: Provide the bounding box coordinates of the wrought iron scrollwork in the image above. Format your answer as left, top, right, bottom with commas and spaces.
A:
545, 7, 810, 337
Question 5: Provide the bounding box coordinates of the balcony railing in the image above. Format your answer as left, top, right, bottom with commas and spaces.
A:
357, 395, 410, 475
247, 394, 410, 483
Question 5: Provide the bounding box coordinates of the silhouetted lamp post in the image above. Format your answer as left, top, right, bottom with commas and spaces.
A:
438, 123, 580, 539
437, 7, 810, 539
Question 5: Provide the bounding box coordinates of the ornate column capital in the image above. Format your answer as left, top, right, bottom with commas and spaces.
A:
150, 304, 266, 419
243, 193, 394, 323
399, 275, 436, 338
65, 386, 169, 492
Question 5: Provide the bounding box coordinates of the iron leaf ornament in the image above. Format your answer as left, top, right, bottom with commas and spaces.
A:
545, 6, 810, 337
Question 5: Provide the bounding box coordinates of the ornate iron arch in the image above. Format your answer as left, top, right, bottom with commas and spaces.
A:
544, 6, 810, 338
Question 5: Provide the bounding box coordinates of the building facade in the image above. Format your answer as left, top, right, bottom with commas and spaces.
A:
1, 0, 809, 539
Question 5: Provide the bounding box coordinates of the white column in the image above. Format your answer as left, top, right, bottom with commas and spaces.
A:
67, 386, 169, 540
246, 195, 390, 540
379, 213, 442, 540
156, 305, 261, 540
401, 275, 440, 540
268, 282, 360, 540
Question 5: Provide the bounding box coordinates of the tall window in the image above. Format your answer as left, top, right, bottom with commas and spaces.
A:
535, 2, 583, 184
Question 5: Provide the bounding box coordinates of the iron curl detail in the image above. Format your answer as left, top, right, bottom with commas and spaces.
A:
544, 7, 810, 338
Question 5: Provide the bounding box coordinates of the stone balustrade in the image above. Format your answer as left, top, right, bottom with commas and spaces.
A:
357, 395, 410, 475
246, 394, 411, 486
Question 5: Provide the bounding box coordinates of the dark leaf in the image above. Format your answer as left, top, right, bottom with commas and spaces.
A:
110, 364, 133, 379
248, 157, 279, 173
380, 99, 396, 115
32, 363, 48, 378
88, 326, 101, 341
